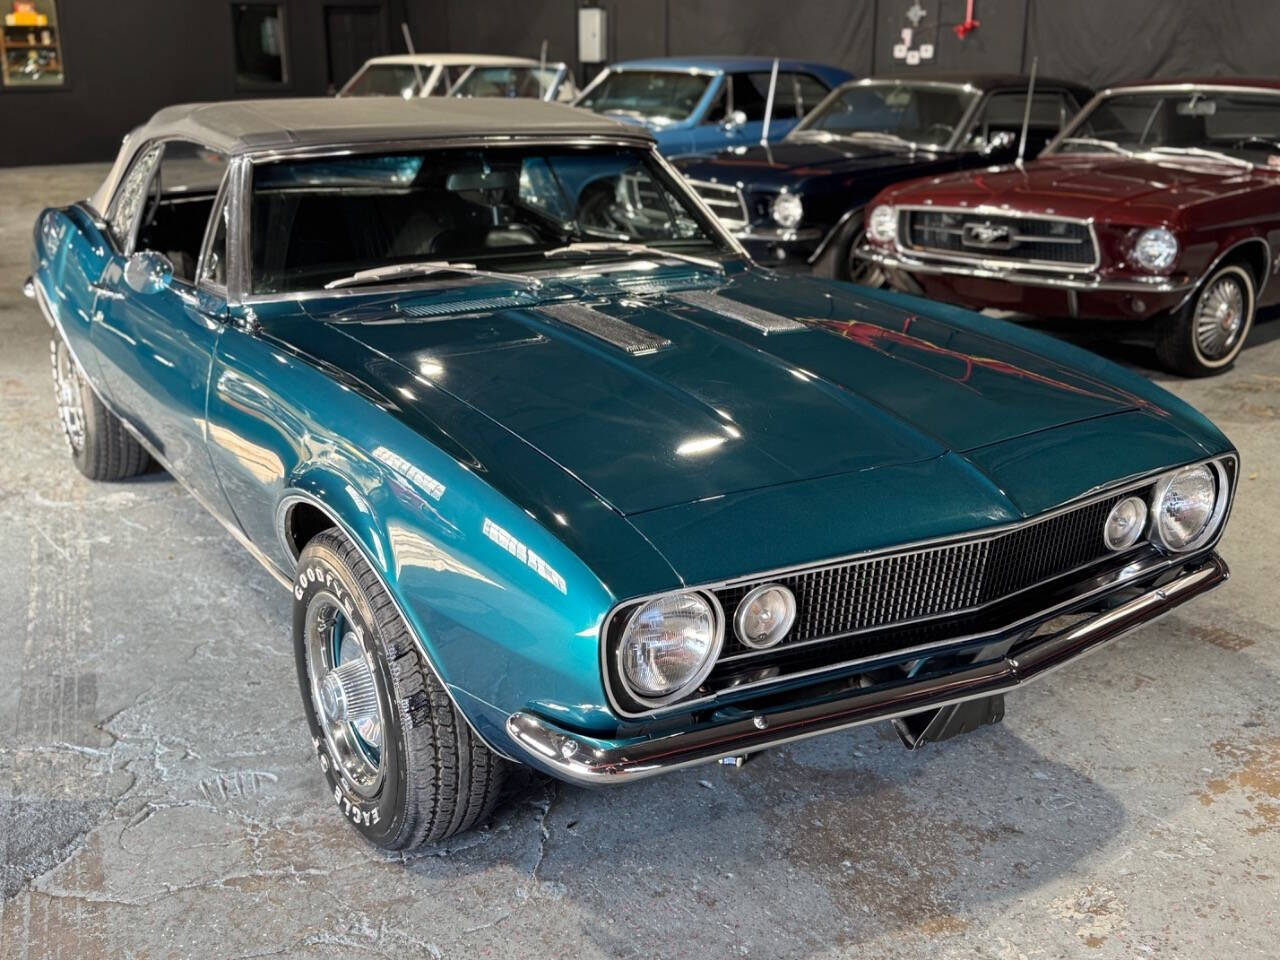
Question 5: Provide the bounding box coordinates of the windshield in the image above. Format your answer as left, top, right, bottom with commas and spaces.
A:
341, 64, 429, 98
452, 65, 558, 99
249, 146, 727, 294
1053, 88, 1280, 165
576, 70, 712, 125
793, 82, 978, 147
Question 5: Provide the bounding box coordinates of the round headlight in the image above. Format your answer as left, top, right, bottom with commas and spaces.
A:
734, 583, 797, 649
1151, 464, 1220, 551
1132, 227, 1179, 271
1104, 495, 1148, 551
867, 204, 897, 244
618, 593, 722, 704
770, 192, 803, 229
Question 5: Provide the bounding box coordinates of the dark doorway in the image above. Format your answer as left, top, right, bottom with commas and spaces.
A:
324, 4, 388, 93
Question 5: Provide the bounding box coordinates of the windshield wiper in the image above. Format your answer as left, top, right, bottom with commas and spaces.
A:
845, 130, 917, 148
1058, 136, 1135, 157
324, 260, 544, 291
1146, 146, 1254, 170
543, 242, 726, 272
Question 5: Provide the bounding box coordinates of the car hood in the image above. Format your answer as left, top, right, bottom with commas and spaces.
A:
291, 267, 1156, 518
886, 155, 1267, 221
677, 139, 935, 187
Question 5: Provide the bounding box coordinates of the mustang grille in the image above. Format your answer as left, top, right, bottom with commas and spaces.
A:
687, 179, 750, 230
902, 210, 1096, 268
714, 491, 1128, 659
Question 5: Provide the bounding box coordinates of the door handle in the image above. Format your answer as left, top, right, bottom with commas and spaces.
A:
89, 283, 125, 301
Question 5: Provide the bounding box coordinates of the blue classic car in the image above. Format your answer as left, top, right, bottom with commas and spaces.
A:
675, 74, 1091, 280
28, 97, 1235, 848
573, 56, 853, 156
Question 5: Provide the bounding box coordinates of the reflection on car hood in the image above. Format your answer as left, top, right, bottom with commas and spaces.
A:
287, 268, 1161, 519
677, 139, 936, 185
885, 155, 1271, 220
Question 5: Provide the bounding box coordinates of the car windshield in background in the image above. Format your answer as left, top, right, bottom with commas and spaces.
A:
793, 82, 978, 147
577, 70, 711, 125
1055, 89, 1280, 164
249, 146, 725, 294
342, 64, 424, 98
452, 66, 556, 99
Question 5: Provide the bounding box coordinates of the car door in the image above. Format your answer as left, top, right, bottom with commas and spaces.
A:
90, 140, 235, 506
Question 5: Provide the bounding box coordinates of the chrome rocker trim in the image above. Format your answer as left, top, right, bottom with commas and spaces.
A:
507, 553, 1227, 785
854, 243, 1194, 295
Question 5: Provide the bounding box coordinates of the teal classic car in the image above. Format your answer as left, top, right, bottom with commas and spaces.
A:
27, 97, 1236, 849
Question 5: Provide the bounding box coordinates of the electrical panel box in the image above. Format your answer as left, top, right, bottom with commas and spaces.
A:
578, 7, 607, 63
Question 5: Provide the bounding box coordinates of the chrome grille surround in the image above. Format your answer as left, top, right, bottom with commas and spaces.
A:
599, 455, 1238, 718
686, 179, 750, 231
897, 205, 1099, 272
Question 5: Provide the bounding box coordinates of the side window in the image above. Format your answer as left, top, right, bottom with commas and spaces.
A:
702, 82, 727, 124
970, 91, 1073, 150
133, 141, 229, 284
107, 145, 163, 250
730, 73, 771, 122
793, 74, 830, 118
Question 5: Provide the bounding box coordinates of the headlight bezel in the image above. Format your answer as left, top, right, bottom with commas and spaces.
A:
1131, 226, 1180, 272
867, 204, 898, 245
612, 591, 725, 709
770, 191, 804, 230
1150, 460, 1230, 553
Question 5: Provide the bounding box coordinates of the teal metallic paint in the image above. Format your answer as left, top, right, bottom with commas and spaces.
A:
34, 198, 1236, 745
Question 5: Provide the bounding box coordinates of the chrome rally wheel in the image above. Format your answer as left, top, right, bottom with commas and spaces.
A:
50, 337, 87, 454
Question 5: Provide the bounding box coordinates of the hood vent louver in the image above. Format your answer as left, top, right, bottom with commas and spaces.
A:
673, 291, 807, 334
537, 303, 671, 356
398, 295, 533, 319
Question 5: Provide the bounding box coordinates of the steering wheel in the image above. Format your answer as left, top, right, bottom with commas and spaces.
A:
1230, 135, 1280, 153
921, 122, 956, 143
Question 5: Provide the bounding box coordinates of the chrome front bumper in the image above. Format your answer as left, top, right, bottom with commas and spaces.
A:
506, 553, 1227, 785
854, 244, 1194, 294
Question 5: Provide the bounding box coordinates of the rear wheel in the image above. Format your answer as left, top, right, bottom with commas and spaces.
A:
294, 529, 508, 849
1155, 263, 1255, 376
813, 210, 887, 288
50, 337, 151, 481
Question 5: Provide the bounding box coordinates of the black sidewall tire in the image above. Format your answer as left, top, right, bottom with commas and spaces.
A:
293, 543, 409, 848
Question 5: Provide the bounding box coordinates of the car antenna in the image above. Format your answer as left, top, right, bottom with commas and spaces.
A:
401, 22, 425, 96
1016, 56, 1039, 167
760, 57, 780, 145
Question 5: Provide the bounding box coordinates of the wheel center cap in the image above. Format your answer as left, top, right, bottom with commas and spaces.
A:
319, 656, 379, 726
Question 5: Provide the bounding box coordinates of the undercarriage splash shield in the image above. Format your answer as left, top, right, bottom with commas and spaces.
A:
892, 694, 1005, 750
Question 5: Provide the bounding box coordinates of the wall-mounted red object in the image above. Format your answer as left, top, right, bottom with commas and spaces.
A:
953, 0, 979, 38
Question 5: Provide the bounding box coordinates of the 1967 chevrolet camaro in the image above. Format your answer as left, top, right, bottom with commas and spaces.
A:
27, 97, 1236, 849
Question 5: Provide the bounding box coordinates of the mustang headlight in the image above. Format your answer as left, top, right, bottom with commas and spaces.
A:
1151, 464, 1223, 552
618, 593, 722, 704
868, 204, 897, 244
770, 192, 804, 229
734, 583, 796, 649
1132, 227, 1179, 271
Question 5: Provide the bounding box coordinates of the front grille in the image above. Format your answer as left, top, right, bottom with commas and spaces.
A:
714, 491, 1129, 659
902, 209, 1096, 268
687, 179, 750, 230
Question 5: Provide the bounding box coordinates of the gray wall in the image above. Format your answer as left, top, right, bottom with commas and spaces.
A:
2, 0, 1277, 167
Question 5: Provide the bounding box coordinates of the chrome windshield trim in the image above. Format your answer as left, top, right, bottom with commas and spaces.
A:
515, 554, 1228, 785
598, 453, 1237, 720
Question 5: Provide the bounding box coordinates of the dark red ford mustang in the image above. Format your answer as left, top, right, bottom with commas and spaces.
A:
858, 79, 1280, 375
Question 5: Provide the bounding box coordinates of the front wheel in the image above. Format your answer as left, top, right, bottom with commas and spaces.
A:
1155, 263, 1255, 376
812, 211, 887, 288
293, 529, 508, 849
50, 337, 151, 481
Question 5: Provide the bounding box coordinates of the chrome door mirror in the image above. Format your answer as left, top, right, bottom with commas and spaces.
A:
982, 130, 1017, 155
723, 109, 748, 131
123, 250, 174, 295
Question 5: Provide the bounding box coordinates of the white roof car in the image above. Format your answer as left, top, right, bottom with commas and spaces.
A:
338, 54, 577, 102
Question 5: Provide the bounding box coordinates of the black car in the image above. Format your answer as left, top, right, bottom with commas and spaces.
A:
674, 74, 1093, 283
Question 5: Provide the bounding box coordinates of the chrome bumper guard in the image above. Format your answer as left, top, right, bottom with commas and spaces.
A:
506, 554, 1227, 785
854, 244, 1194, 294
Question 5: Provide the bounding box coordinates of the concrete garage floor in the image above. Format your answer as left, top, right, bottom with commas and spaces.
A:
1, 163, 1277, 960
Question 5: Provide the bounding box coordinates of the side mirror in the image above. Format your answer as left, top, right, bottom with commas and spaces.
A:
123, 250, 174, 295
982, 130, 1017, 155
723, 109, 748, 131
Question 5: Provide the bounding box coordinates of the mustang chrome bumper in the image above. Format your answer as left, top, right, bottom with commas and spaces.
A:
853, 244, 1195, 294
506, 553, 1227, 785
